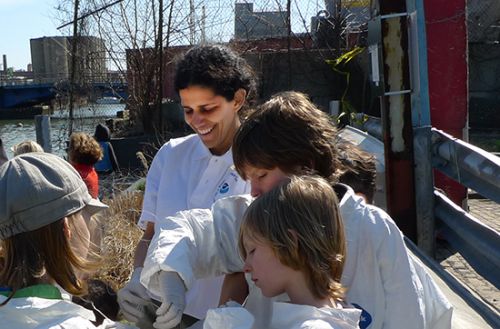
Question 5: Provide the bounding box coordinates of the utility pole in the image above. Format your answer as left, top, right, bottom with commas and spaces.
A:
201, 5, 206, 44
189, 0, 195, 44
286, 0, 292, 88
68, 0, 81, 137
157, 0, 164, 134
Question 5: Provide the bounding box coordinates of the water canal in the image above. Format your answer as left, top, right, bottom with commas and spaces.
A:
0, 104, 125, 158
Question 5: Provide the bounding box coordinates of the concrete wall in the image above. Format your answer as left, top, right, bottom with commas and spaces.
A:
235, 3, 288, 40
244, 49, 344, 110
127, 44, 350, 129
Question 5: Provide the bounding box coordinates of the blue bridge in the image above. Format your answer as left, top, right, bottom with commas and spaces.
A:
0, 81, 128, 109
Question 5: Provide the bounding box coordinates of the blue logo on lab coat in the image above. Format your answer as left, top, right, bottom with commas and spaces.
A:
219, 182, 230, 194
352, 303, 372, 329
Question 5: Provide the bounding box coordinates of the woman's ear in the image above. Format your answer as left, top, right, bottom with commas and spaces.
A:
63, 217, 72, 240
233, 88, 247, 112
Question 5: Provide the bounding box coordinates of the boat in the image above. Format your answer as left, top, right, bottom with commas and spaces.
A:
95, 96, 122, 104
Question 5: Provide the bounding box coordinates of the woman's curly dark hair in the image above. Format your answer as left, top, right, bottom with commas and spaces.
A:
174, 45, 258, 116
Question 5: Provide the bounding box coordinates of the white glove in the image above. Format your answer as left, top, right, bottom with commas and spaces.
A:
117, 267, 152, 323
153, 271, 186, 329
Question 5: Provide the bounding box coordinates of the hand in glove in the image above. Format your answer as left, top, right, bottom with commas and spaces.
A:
117, 267, 152, 323
153, 271, 186, 329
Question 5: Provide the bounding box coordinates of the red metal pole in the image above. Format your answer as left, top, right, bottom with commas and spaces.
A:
424, 0, 468, 207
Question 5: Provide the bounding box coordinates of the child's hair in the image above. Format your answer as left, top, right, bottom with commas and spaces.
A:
238, 175, 346, 302
337, 142, 377, 203
68, 132, 103, 165
174, 45, 257, 114
0, 212, 98, 304
12, 140, 44, 156
233, 91, 340, 182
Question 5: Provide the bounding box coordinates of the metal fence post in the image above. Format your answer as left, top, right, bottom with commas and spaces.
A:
413, 126, 435, 256
35, 115, 52, 153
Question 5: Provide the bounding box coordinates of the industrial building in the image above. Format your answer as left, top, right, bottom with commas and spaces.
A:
30, 36, 106, 83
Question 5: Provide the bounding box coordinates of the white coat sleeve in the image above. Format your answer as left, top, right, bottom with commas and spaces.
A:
203, 305, 255, 329
138, 144, 169, 229
370, 206, 425, 329
141, 195, 252, 291
407, 251, 453, 329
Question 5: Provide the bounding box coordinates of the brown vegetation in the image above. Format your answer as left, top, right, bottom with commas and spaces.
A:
90, 191, 143, 291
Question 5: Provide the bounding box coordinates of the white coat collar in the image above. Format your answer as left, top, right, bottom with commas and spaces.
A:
192, 134, 234, 167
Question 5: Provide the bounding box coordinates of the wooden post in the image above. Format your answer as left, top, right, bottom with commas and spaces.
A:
35, 115, 52, 153
378, 1, 418, 241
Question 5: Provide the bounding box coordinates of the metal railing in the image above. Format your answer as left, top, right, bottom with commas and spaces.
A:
354, 117, 500, 301
432, 128, 500, 203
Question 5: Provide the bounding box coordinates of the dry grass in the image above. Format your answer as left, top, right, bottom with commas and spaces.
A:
90, 191, 144, 291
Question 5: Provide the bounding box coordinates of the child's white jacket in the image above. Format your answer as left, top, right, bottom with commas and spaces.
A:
0, 295, 135, 329
202, 302, 361, 329
142, 184, 452, 329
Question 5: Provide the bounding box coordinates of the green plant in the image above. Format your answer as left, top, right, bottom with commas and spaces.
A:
326, 47, 365, 126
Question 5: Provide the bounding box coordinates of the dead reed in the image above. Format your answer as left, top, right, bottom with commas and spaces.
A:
90, 190, 144, 291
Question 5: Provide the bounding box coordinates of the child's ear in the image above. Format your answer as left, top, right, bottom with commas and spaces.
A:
233, 88, 247, 112
63, 217, 72, 240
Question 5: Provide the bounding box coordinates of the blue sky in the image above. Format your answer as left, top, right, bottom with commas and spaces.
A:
0, 0, 63, 70
0, 0, 320, 71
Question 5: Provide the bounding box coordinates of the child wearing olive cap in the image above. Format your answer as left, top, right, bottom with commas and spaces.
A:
0, 152, 134, 329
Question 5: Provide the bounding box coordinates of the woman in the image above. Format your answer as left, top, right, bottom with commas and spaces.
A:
0, 153, 133, 328
117, 44, 257, 328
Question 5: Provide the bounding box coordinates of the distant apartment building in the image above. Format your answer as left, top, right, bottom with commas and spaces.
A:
234, 2, 288, 40
30, 36, 106, 83
318, 0, 370, 29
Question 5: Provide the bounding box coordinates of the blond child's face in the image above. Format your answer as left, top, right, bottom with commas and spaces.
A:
242, 235, 293, 298
242, 165, 288, 198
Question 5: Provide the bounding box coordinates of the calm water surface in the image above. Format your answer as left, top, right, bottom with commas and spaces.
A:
0, 104, 125, 158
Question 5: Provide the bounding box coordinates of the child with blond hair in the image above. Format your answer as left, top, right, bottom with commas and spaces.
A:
245, 176, 359, 328
12, 140, 44, 156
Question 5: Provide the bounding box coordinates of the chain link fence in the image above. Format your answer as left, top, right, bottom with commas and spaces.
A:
467, 0, 500, 43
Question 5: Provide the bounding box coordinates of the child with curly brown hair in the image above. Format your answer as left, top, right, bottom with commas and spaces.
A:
68, 132, 103, 199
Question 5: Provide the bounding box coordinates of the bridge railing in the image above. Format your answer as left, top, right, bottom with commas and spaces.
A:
0, 73, 127, 87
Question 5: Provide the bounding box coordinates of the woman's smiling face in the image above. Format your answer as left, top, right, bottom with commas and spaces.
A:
180, 85, 243, 156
